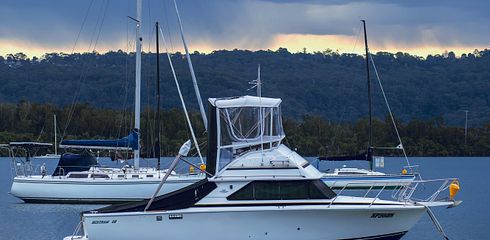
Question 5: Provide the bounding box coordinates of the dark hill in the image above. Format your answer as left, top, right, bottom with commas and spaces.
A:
1, 49, 489, 126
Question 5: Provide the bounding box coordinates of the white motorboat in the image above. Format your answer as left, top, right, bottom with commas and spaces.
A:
65, 95, 461, 240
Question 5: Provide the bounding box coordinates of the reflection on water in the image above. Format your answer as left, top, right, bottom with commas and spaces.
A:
0, 157, 487, 240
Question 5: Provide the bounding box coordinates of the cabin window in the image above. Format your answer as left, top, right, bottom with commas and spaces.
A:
338, 172, 367, 175
255, 181, 280, 200
132, 175, 139, 178
117, 175, 125, 178
227, 180, 335, 201
146, 175, 154, 178
91, 174, 109, 179
280, 181, 309, 200
228, 183, 254, 200
68, 173, 88, 178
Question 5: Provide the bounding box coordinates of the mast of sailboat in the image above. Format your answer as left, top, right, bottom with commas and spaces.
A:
172, 0, 208, 131
361, 20, 374, 171
134, 0, 143, 170
54, 114, 57, 155
155, 22, 161, 170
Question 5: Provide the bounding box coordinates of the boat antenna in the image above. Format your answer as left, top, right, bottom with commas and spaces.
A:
361, 19, 374, 171
134, 0, 143, 170
248, 64, 262, 97
155, 22, 161, 170
172, 0, 208, 131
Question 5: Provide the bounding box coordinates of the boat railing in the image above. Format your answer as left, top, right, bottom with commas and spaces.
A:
69, 221, 83, 240
329, 178, 458, 207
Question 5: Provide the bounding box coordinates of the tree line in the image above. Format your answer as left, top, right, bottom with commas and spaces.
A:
0, 101, 488, 157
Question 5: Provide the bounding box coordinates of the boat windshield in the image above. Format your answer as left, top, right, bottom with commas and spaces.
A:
217, 105, 285, 171
219, 106, 284, 146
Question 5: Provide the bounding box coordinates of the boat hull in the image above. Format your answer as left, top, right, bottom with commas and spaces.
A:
10, 176, 202, 204
70, 204, 426, 240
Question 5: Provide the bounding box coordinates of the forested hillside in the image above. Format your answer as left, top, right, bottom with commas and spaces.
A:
0, 48, 489, 127
1, 102, 488, 156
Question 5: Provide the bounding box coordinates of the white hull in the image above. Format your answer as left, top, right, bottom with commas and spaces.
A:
11, 176, 202, 203
70, 204, 426, 240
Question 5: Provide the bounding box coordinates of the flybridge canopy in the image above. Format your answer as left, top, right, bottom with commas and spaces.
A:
209, 96, 282, 108
206, 95, 286, 176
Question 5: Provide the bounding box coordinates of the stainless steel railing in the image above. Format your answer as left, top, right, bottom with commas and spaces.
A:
327, 177, 458, 207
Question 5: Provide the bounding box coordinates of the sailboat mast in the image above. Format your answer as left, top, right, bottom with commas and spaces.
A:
172, 0, 208, 131
361, 20, 373, 170
134, 0, 142, 170
54, 114, 57, 155
155, 22, 161, 170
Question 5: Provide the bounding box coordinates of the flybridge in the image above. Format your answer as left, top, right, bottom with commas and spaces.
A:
206, 96, 321, 179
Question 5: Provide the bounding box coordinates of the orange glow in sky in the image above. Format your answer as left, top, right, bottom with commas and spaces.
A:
0, 34, 486, 58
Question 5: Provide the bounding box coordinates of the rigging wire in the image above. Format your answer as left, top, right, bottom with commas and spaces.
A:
369, 54, 412, 169
71, 0, 95, 54
328, 23, 363, 156
62, 0, 110, 139
161, 0, 175, 53
158, 25, 204, 164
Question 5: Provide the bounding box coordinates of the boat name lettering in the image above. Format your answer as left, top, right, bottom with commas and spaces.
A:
92, 220, 110, 224
370, 213, 395, 218
169, 214, 183, 220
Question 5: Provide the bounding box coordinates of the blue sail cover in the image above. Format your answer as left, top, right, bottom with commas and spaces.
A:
60, 129, 139, 150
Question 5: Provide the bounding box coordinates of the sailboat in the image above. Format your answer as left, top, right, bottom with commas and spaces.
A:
247, 63, 413, 191
319, 20, 415, 190
65, 95, 461, 240
33, 115, 61, 159
8, 0, 207, 204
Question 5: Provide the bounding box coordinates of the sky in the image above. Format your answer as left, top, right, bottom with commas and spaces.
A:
0, 0, 488, 57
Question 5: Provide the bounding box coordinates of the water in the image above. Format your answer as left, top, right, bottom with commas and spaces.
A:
0, 156, 487, 240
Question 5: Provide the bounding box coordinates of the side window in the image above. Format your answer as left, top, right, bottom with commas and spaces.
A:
227, 180, 335, 201
227, 183, 254, 200
281, 181, 308, 200
68, 173, 88, 178
91, 174, 109, 179
255, 181, 280, 200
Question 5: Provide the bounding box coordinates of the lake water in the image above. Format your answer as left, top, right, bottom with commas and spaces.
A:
0, 156, 487, 240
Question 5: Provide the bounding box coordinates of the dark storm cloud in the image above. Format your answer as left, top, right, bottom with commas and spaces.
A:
0, 0, 488, 53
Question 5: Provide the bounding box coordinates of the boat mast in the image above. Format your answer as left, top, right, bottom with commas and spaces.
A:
155, 22, 161, 170
134, 0, 142, 170
54, 114, 57, 155
172, 0, 208, 131
361, 20, 374, 171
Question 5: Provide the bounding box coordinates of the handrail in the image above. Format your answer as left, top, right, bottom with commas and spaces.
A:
70, 221, 83, 240
328, 177, 459, 205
